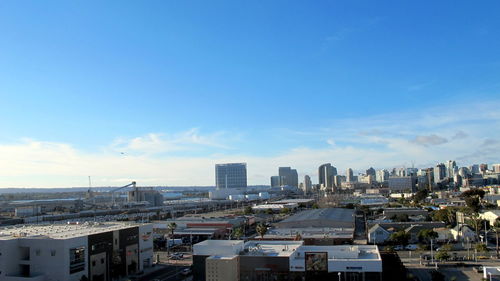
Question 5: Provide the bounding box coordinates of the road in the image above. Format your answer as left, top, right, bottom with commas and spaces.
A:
395, 250, 500, 281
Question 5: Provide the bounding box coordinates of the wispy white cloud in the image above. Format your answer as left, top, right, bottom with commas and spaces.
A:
110, 128, 231, 155
1, 100, 499, 187
407, 81, 434, 92
411, 134, 448, 146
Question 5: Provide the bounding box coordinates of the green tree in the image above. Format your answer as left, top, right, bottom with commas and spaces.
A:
414, 189, 429, 203
312, 203, 319, 209
475, 243, 488, 253
232, 227, 244, 240
467, 213, 483, 238
280, 207, 291, 215
492, 219, 500, 258
265, 208, 274, 215
390, 230, 410, 247
465, 197, 481, 213
417, 229, 438, 244
391, 214, 409, 222
461, 189, 485, 199
244, 206, 253, 215
256, 224, 268, 239
431, 208, 457, 226
435, 250, 450, 261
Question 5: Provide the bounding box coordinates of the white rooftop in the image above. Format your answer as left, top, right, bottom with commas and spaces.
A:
0, 222, 148, 240
243, 241, 303, 257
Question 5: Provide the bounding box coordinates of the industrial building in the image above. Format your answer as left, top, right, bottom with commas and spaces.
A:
274, 208, 355, 229
0, 222, 153, 281
193, 240, 382, 281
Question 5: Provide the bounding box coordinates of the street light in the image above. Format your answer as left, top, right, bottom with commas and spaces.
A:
488, 272, 492, 281
338, 272, 341, 281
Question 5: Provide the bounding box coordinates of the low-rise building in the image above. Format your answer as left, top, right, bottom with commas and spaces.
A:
480, 210, 500, 226
0, 222, 153, 281
193, 240, 382, 281
274, 208, 355, 229
450, 224, 477, 242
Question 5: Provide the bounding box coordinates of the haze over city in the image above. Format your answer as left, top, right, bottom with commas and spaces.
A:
1, 1, 500, 187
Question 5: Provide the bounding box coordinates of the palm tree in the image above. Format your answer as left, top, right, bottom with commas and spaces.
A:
166, 222, 177, 255
256, 224, 268, 239
492, 219, 500, 258
167, 222, 177, 237
467, 213, 482, 238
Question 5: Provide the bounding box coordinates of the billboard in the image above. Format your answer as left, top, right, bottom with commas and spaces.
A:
305, 252, 328, 272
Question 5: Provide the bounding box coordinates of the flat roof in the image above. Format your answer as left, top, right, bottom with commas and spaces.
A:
264, 227, 354, 239
278, 208, 355, 224
243, 241, 303, 257
273, 199, 315, 204
0, 222, 148, 240
298, 245, 381, 260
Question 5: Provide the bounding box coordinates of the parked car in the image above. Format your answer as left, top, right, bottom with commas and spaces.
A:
394, 245, 404, 251
405, 244, 418, 250
181, 268, 192, 276
473, 266, 483, 273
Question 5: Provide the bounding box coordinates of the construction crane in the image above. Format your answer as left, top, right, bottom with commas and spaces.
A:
110, 181, 137, 207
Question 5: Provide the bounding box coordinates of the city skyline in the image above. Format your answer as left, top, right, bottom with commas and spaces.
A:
1, 1, 500, 187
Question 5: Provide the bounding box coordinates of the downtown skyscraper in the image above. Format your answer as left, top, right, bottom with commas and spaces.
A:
215, 163, 247, 189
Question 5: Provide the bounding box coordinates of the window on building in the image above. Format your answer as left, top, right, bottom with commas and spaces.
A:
69, 247, 85, 274
50, 250, 56, 256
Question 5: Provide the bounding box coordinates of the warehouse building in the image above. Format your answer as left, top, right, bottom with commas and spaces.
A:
274, 208, 355, 229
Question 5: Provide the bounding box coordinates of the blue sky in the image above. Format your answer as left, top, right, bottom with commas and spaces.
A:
1, 1, 500, 187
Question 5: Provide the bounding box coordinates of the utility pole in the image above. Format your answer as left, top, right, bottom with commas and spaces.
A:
430, 239, 434, 266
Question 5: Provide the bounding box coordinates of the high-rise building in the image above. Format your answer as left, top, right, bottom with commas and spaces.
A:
480, 164, 489, 173
215, 163, 247, 189
434, 163, 446, 183
493, 164, 500, 173
334, 175, 344, 188
278, 167, 299, 188
446, 160, 457, 178
346, 168, 354, 183
366, 167, 376, 178
318, 163, 337, 188
470, 164, 480, 174
303, 175, 312, 194
458, 167, 470, 177
376, 169, 389, 183
270, 176, 282, 187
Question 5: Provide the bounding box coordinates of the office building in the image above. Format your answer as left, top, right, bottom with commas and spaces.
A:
366, 167, 376, 178
388, 176, 417, 193
446, 160, 457, 178
270, 176, 282, 187
434, 163, 446, 183
480, 164, 489, 174
376, 169, 389, 183
470, 164, 480, 175
318, 163, 337, 189
0, 222, 153, 281
278, 167, 299, 188
303, 175, 312, 194
346, 168, 354, 183
215, 163, 247, 189
493, 164, 500, 173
